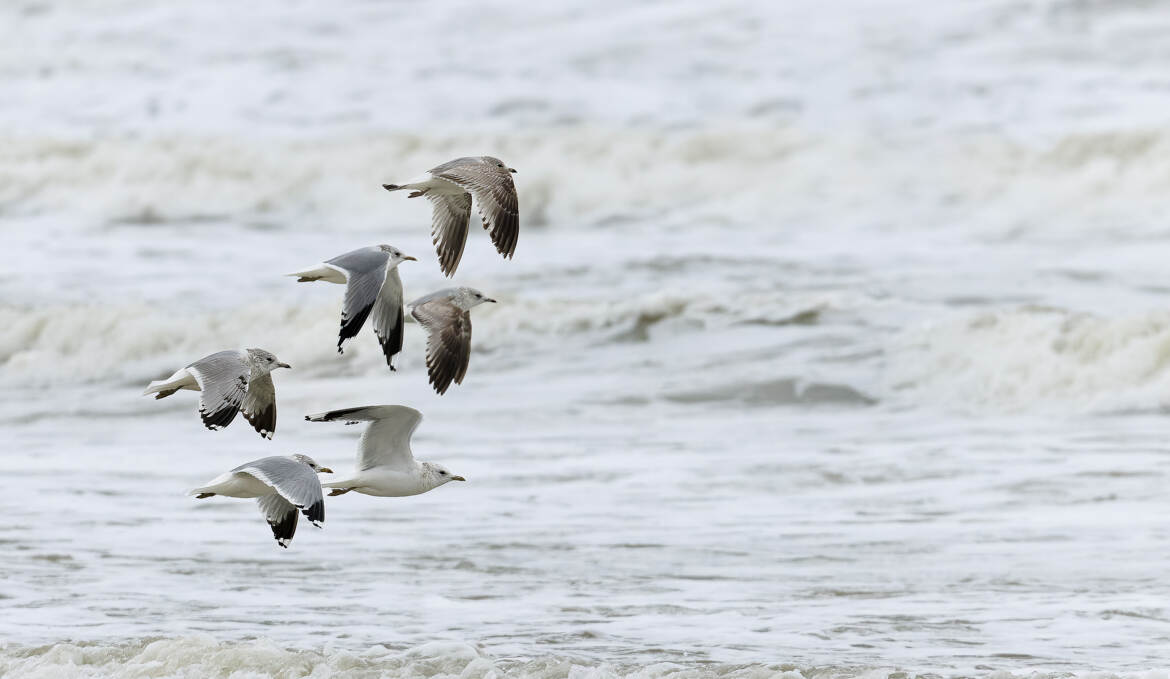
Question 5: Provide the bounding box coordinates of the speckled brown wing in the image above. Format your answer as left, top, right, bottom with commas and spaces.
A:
431, 161, 518, 260
424, 191, 472, 277
411, 298, 472, 395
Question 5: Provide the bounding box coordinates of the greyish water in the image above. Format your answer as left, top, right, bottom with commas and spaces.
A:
3, 0, 1170, 676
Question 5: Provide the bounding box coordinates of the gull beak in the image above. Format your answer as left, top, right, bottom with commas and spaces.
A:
508, 168, 517, 173
485, 298, 497, 304
403, 255, 417, 261
451, 475, 466, 482
318, 467, 333, 474
277, 362, 291, 369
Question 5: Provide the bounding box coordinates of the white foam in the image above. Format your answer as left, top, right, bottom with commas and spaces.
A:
0, 636, 1157, 679
884, 307, 1170, 413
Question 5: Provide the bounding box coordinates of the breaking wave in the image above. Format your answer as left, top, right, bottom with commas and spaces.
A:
0, 635, 1146, 679
5, 124, 1170, 242
0, 292, 832, 388
0, 636, 774, 679
883, 307, 1170, 413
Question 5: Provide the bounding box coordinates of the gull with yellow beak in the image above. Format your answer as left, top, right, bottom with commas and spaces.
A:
189, 454, 332, 548
306, 405, 466, 498
143, 347, 291, 439
287, 244, 416, 371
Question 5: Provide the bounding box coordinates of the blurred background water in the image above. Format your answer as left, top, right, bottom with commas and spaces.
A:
4, 0, 1170, 676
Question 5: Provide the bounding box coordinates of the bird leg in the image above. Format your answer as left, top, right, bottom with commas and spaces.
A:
328, 488, 355, 496
194, 493, 215, 499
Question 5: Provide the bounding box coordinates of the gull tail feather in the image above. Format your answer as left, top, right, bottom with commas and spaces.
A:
144, 368, 197, 398
285, 264, 340, 283
143, 379, 167, 396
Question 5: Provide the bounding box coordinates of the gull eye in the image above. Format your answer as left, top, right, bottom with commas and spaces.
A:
440, 470, 448, 476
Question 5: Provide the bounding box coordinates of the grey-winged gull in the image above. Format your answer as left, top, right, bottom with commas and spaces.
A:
305, 405, 465, 497
382, 156, 518, 276
189, 454, 332, 548
409, 287, 496, 395
287, 244, 416, 370
143, 348, 290, 439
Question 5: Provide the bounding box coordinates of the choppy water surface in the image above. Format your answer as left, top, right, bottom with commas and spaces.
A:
4, 0, 1170, 676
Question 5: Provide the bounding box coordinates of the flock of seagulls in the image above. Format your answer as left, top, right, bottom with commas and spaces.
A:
143, 156, 518, 547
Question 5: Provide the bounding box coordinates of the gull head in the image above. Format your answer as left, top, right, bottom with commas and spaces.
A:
290, 453, 332, 474
452, 287, 497, 311
246, 348, 291, 373
378, 244, 417, 266
482, 155, 516, 174
422, 462, 466, 488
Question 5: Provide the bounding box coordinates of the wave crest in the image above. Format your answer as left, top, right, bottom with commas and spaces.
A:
884, 307, 1170, 413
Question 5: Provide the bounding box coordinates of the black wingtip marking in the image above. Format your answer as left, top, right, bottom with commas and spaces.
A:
268, 509, 298, 547
199, 403, 239, 431
378, 315, 404, 370
338, 303, 374, 351
244, 403, 277, 441
302, 500, 324, 526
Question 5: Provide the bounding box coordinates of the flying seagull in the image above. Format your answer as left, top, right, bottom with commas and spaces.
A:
306, 405, 465, 497
409, 287, 496, 395
287, 244, 416, 370
189, 454, 332, 548
382, 156, 518, 276
143, 348, 290, 439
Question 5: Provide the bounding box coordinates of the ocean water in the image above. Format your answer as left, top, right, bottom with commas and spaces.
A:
4, 0, 1170, 676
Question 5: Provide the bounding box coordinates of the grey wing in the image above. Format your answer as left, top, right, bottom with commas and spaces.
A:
236, 456, 325, 527
327, 248, 389, 353
255, 493, 299, 548
241, 373, 277, 439
371, 268, 404, 370
411, 300, 472, 396
186, 350, 249, 431
433, 163, 518, 259
305, 405, 422, 472
425, 192, 471, 277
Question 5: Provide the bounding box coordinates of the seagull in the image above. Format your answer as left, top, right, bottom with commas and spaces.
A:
382, 156, 518, 276
409, 287, 496, 395
306, 405, 465, 497
189, 454, 332, 548
287, 244, 416, 370
143, 348, 290, 439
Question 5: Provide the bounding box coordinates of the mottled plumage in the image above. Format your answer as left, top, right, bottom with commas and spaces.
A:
409, 287, 496, 395
382, 156, 518, 276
